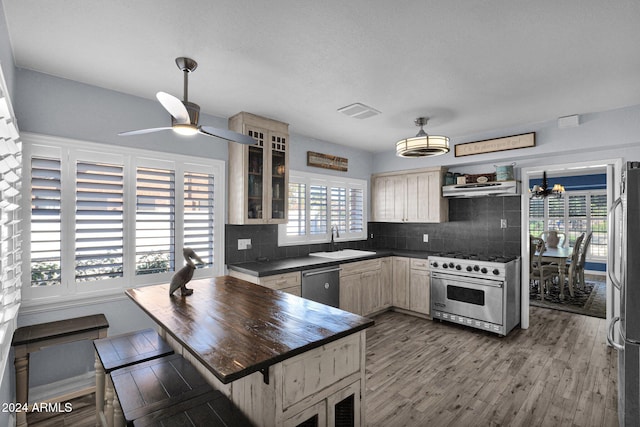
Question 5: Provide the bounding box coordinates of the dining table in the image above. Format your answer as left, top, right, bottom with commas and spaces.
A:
536, 245, 574, 299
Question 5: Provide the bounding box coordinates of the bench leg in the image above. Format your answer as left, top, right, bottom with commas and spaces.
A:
113, 392, 125, 427
105, 375, 115, 427
14, 349, 29, 427
95, 352, 106, 426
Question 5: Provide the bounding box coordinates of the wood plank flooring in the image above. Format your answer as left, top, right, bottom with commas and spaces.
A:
28, 306, 618, 426
365, 306, 618, 426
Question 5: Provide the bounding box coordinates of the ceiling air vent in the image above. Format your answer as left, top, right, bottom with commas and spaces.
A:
337, 103, 381, 119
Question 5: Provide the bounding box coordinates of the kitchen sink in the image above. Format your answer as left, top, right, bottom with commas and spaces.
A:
308, 249, 377, 260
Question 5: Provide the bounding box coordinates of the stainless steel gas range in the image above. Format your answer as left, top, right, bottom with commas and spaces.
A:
429, 253, 521, 336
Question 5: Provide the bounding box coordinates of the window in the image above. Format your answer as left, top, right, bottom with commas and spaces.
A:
23, 134, 225, 303
279, 170, 366, 246
0, 72, 22, 386
529, 190, 607, 260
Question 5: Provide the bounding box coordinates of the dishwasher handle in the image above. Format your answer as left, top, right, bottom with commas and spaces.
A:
302, 267, 342, 277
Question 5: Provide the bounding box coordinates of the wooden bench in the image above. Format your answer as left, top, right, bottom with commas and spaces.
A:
12, 314, 110, 427
110, 353, 216, 426
93, 328, 174, 427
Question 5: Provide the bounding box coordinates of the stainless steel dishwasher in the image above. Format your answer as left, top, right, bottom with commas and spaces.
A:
301, 266, 341, 308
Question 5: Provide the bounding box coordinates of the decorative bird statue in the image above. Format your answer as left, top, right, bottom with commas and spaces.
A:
169, 248, 204, 296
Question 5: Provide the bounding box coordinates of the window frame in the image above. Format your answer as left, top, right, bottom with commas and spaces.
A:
21, 133, 225, 306
278, 170, 367, 246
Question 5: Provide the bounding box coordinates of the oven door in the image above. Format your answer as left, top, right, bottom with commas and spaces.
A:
431, 271, 504, 325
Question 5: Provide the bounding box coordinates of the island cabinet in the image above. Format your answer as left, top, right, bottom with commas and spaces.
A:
340, 258, 391, 317
392, 257, 431, 316
228, 112, 289, 224
229, 270, 301, 296
125, 277, 373, 427
371, 167, 448, 223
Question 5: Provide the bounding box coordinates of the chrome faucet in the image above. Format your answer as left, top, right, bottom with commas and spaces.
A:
330, 225, 340, 251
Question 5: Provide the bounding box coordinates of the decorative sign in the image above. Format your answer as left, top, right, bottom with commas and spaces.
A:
454, 132, 535, 157
307, 151, 348, 171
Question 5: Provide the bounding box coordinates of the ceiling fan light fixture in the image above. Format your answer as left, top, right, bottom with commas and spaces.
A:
172, 123, 198, 136
396, 117, 450, 158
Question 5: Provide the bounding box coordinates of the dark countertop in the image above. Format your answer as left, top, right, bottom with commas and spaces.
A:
227, 249, 436, 277
125, 276, 374, 384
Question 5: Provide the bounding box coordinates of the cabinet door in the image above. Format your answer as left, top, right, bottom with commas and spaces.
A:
284, 400, 327, 427
409, 268, 430, 315
269, 130, 288, 224
360, 270, 380, 316
380, 257, 392, 309
406, 172, 436, 222
392, 257, 410, 309
372, 175, 405, 222
339, 274, 362, 315
245, 126, 268, 223
327, 380, 361, 427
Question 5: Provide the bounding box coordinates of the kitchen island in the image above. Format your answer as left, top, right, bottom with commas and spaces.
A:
125, 276, 374, 426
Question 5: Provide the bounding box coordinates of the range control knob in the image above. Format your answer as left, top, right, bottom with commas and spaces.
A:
455, 265, 462, 270
443, 263, 448, 268
448, 262, 455, 268
493, 269, 500, 275
432, 262, 438, 268
473, 265, 480, 272
466, 266, 473, 272
481, 267, 488, 274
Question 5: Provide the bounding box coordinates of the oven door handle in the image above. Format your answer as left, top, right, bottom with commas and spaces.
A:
431, 272, 504, 288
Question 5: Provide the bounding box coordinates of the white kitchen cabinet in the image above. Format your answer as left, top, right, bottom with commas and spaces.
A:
228, 112, 289, 225
371, 167, 448, 223
380, 257, 393, 309
392, 257, 410, 309
340, 258, 382, 316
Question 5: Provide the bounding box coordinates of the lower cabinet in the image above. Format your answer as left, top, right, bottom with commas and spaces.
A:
228, 270, 301, 296
380, 257, 392, 308
340, 258, 387, 316
392, 256, 430, 315
285, 380, 361, 427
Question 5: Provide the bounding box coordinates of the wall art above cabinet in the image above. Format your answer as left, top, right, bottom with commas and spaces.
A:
228, 112, 289, 224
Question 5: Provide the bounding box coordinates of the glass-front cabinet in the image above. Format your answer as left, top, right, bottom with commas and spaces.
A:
228, 112, 289, 224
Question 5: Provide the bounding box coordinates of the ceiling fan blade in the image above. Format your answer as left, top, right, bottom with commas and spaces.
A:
118, 127, 173, 136
199, 126, 258, 145
156, 91, 190, 124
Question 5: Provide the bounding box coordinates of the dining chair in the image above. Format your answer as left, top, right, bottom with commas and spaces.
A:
530, 236, 556, 300
539, 230, 567, 248
557, 232, 585, 298
576, 231, 593, 289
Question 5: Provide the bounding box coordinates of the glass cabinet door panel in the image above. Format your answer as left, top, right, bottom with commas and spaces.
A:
271, 133, 287, 220
247, 129, 265, 220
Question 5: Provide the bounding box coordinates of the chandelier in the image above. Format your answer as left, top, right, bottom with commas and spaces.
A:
530, 171, 564, 198
396, 117, 449, 157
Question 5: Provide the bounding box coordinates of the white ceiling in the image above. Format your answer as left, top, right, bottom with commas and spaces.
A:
3, 0, 640, 153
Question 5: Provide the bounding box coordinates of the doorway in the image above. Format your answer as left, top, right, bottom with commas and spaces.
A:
520, 158, 622, 329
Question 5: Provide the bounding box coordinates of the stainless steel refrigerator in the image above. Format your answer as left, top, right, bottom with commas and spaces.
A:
608, 161, 640, 426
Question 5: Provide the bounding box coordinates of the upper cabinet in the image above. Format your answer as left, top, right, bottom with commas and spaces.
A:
371, 167, 448, 223
228, 112, 289, 224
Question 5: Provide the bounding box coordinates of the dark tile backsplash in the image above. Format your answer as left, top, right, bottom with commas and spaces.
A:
225, 196, 521, 264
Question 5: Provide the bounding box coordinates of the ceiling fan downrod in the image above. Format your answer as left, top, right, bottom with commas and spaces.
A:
175, 57, 198, 103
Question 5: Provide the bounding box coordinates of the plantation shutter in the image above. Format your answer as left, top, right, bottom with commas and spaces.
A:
75, 161, 124, 281
309, 184, 328, 235
136, 166, 175, 275
183, 171, 215, 267
330, 187, 347, 233
286, 182, 306, 237
30, 157, 62, 286
0, 82, 22, 374
348, 187, 364, 233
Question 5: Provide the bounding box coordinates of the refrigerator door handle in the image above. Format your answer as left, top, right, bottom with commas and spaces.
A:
607, 197, 623, 290
607, 316, 624, 351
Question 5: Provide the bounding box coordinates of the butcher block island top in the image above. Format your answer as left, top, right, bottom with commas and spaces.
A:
125, 276, 373, 383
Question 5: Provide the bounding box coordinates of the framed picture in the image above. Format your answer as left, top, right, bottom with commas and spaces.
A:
307, 151, 348, 171
454, 132, 535, 157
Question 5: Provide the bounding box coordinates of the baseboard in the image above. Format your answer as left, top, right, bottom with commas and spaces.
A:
29, 371, 95, 403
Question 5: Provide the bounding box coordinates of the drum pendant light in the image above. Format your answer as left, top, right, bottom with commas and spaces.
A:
396, 117, 449, 157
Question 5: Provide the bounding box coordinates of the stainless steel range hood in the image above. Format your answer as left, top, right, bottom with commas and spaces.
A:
442, 180, 519, 198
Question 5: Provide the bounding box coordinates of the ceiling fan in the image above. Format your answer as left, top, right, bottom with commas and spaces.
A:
118, 57, 256, 145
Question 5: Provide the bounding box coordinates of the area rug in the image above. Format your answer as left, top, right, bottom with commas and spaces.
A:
529, 280, 606, 318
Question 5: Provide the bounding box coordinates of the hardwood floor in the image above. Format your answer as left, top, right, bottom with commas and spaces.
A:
366, 306, 618, 426
28, 306, 618, 426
